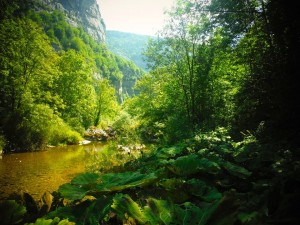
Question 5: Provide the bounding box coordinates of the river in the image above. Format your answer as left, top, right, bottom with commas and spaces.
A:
0, 142, 105, 201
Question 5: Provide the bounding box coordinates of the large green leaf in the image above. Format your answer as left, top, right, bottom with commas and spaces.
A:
173, 201, 222, 225
165, 154, 221, 176
155, 145, 186, 159
158, 178, 185, 190
109, 193, 224, 225
158, 178, 222, 203
47, 196, 113, 225
71, 172, 100, 185
59, 171, 157, 200
173, 202, 206, 225
26, 217, 75, 225
185, 179, 222, 202
96, 171, 158, 192
221, 161, 252, 179
58, 183, 90, 201
111, 195, 184, 225
110, 193, 223, 225
111, 194, 147, 224
59, 173, 101, 200
83, 197, 113, 224
0, 200, 26, 225
143, 198, 173, 224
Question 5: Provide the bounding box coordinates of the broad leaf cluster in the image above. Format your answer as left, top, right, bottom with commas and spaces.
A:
18, 129, 264, 225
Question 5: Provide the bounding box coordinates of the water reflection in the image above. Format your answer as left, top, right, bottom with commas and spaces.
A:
0, 142, 105, 200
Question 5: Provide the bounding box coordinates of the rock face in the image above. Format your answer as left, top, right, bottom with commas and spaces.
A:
38, 0, 106, 42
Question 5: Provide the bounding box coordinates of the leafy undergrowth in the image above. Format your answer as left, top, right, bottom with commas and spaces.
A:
1, 128, 299, 224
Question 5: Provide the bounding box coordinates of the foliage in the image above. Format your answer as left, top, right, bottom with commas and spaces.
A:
207, 0, 300, 146
111, 110, 141, 144
127, 2, 246, 143
11, 104, 82, 150
47, 115, 83, 146
164, 154, 221, 176
0, 200, 27, 225
14, 128, 268, 224
0, 134, 5, 151
106, 30, 150, 71
126, 67, 192, 143
0, 9, 132, 150
28, 10, 144, 102
1, 0, 300, 224
58, 171, 157, 200
5, 126, 300, 224
26, 217, 75, 225
94, 78, 120, 127
0, 17, 76, 150
55, 49, 96, 132
0, 17, 56, 109
110, 194, 224, 225
0, 5, 146, 150
47, 197, 113, 225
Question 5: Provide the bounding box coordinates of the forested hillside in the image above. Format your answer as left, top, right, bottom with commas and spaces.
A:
0, 0, 143, 151
0, 0, 300, 224
106, 30, 150, 71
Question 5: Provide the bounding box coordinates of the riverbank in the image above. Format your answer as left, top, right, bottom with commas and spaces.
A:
0, 142, 106, 201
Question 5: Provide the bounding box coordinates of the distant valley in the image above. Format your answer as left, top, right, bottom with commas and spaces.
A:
106, 30, 152, 71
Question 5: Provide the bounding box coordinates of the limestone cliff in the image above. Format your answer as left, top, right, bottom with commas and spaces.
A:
37, 0, 106, 42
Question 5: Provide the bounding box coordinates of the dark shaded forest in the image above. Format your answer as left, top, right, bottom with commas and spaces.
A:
0, 0, 300, 224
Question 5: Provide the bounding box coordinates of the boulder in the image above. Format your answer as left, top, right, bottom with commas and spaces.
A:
84, 126, 109, 141
117, 144, 146, 154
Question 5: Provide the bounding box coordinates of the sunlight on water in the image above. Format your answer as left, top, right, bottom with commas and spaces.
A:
0, 142, 105, 200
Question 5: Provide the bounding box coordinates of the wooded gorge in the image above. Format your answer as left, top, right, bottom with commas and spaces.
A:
0, 0, 299, 224
0, 0, 144, 150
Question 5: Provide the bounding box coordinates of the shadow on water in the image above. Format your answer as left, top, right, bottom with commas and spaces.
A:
0, 142, 106, 200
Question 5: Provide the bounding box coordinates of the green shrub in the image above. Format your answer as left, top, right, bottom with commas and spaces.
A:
12, 104, 58, 150
4, 104, 82, 150
112, 110, 140, 144
0, 200, 26, 225
48, 121, 83, 146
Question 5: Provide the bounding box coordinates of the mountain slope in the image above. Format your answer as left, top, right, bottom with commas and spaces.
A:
0, 0, 144, 150
106, 30, 151, 71
36, 0, 106, 42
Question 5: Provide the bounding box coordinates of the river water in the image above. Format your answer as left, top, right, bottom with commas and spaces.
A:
0, 142, 105, 201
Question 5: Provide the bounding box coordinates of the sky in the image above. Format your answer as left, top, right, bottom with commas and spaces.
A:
97, 0, 176, 36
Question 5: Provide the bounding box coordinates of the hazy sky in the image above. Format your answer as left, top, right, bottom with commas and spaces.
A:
97, 0, 175, 36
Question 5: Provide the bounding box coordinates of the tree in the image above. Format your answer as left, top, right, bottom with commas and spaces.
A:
0, 18, 57, 113
144, 1, 224, 131
93, 78, 120, 127
126, 66, 191, 143
207, 0, 300, 145
0, 18, 69, 150
55, 50, 97, 132
0, 0, 18, 20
